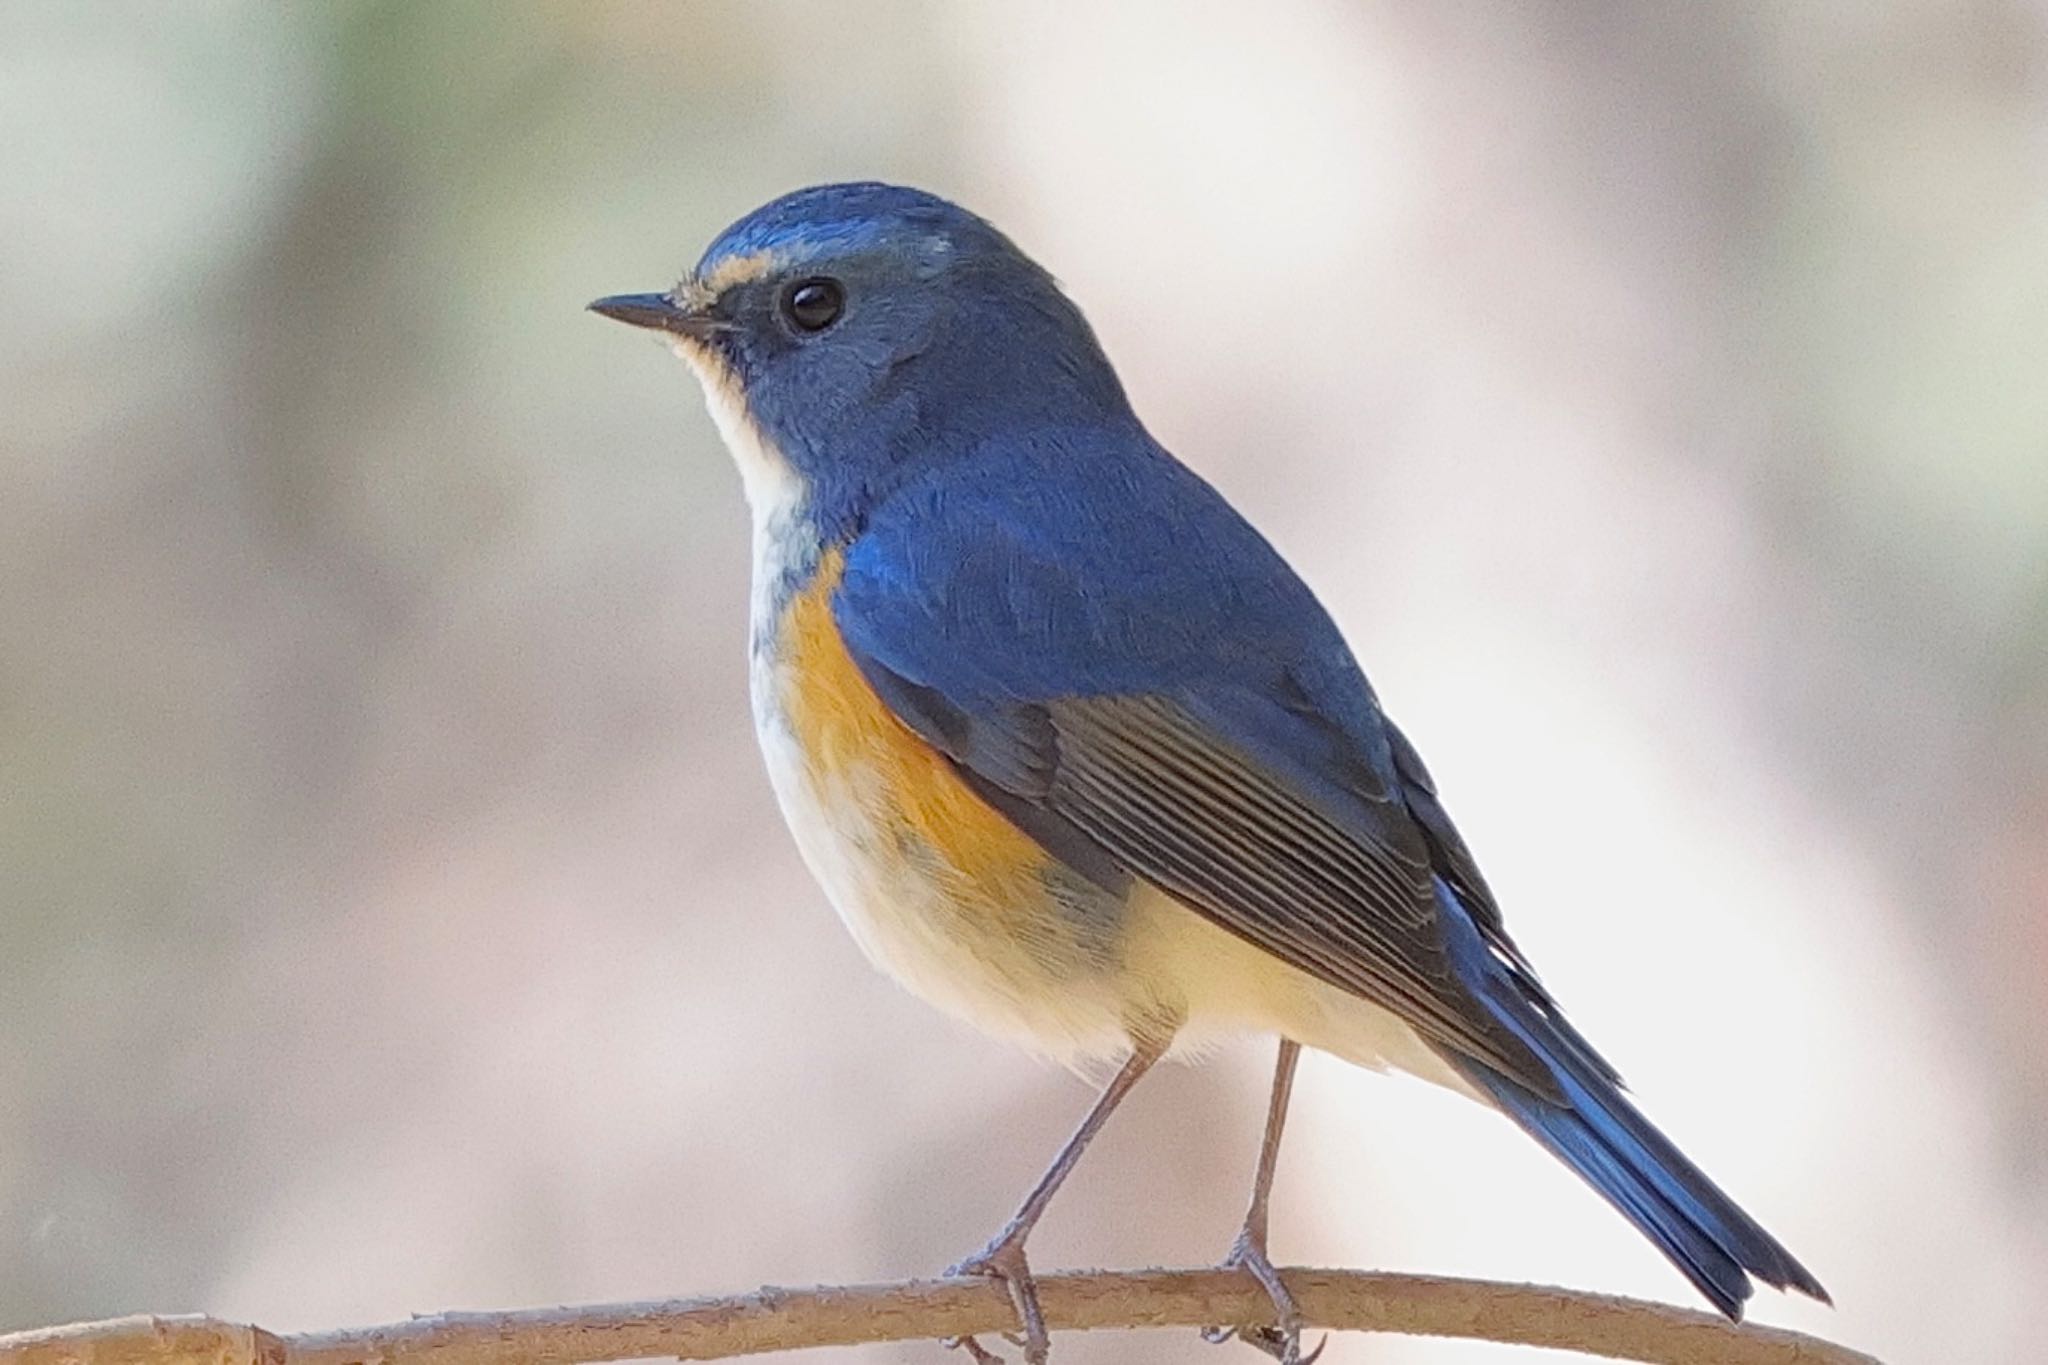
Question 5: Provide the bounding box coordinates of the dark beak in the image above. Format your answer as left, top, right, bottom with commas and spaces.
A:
587, 292, 727, 339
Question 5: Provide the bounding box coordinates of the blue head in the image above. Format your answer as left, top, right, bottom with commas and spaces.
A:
592, 184, 1135, 538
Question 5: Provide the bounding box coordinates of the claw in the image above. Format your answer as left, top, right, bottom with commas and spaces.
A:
945, 1334, 1007, 1365
1202, 1229, 1308, 1364
948, 1237, 1050, 1365
1209, 1324, 1299, 1364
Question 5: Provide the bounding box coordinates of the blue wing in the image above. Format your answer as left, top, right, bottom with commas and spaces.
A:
833, 435, 1550, 1082
833, 431, 1824, 1316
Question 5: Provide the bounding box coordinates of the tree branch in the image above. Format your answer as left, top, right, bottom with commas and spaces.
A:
0, 1269, 1878, 1365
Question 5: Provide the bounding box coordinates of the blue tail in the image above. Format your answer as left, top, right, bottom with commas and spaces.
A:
1434, 884, 1828, 1318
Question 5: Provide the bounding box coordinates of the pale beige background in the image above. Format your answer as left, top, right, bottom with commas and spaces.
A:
2, 5, 2044, 1363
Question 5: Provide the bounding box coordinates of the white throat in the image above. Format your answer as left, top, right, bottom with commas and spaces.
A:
670, 339, 818, 655
671, 339, 806, 537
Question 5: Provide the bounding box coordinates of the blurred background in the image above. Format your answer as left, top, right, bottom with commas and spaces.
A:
2, 3, 2043, 1362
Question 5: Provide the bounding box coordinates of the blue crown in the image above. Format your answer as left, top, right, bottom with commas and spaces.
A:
695, 182, 1004, 278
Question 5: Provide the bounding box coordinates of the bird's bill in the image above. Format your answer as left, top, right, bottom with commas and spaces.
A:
586, 292, 729, 339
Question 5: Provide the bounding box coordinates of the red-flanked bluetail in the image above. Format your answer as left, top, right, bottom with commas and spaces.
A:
592, 183, 1828, 1365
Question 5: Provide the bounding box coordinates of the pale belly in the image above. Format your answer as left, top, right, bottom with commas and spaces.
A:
751, 694, 1141, 1062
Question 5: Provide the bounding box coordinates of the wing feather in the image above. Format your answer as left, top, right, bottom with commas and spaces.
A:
1043, 695, 1549, 1084
855, 651, 1557, 1092
828, 482, 1558, 1095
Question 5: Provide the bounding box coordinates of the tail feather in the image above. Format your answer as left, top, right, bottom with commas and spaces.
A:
1435, 883, 1829, 1318
1460, 1060, 1824, 1317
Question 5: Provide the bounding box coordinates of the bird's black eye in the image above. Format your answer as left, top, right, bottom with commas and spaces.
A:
782, 277, 845, 333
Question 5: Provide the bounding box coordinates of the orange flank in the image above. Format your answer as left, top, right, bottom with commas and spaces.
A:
774, 549, 1080, 957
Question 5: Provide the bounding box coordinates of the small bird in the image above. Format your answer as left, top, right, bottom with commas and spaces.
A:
592, 183, 1827, 1363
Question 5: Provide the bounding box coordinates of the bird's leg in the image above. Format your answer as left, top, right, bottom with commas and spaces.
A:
946, 1036, 1167, 1365
1203, 1039, 1320, 1365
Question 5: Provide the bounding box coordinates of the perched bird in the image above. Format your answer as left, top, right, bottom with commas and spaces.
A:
591, 183, 1827, 1363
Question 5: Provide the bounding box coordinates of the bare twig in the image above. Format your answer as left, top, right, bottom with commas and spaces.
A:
0, 1269, 1878, 1365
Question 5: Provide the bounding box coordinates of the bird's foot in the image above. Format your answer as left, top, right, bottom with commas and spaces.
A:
946, 1233, 1050, 1365
1200, 1229, 1323, 1365
943, 1332, 1013, 1365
